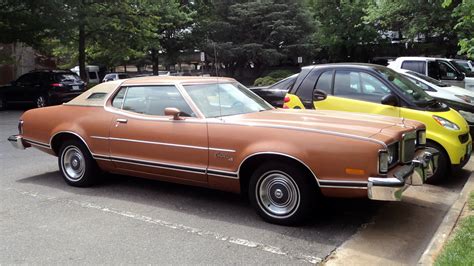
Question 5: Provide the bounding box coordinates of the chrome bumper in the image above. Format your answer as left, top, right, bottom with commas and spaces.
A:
367, 148, 439, 201
8, 135, 26, 150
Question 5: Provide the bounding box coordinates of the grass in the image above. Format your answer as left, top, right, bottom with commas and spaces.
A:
435, 191, 474, 266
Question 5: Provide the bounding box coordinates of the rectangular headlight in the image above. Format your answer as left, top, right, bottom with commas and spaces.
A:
379, 150, 389, 174
387, 142, 399, 166
416, 130, 426, 146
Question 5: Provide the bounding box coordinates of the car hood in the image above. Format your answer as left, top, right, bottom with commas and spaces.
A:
439, 85, 474, 98
224, 109, 419, 139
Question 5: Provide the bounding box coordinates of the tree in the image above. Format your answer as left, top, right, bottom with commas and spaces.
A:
365, 0, 457, 42
0, 0, 192, 79
308, 0, 379, 62
192, 0, 316, 77
444, 0, 474, 57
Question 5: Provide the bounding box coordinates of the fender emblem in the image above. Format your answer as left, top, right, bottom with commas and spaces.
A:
215, 152, 233, 162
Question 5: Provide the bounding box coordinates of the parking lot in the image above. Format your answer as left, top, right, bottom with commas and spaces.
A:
1, 109, 471, 264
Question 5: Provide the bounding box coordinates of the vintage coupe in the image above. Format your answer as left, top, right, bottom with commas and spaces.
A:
9, 77, 437, 224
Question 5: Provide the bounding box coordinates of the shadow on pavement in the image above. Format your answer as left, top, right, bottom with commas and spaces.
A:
16, 170, 382, 245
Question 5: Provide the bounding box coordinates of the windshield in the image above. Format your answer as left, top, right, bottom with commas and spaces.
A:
183, 83, 273, 118
406, 71, 449, 87
376, 68, 434, 105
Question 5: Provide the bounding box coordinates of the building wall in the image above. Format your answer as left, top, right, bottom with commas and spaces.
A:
0, 43, 56, 85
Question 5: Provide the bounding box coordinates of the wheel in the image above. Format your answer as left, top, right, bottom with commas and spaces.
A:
35, 94, 48, 108
58, 140, 100, 187
0, 94, 6, 110
425, 141, 449, 184
248, 161, 314, 225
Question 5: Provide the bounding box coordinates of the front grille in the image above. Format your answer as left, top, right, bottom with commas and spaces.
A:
401, 131, 416, 163
459, 133, 469, 144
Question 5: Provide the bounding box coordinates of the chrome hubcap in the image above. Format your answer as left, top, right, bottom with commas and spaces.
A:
257, 171, 300, 218
36, 96, 45, 108
61, 146, 85, 181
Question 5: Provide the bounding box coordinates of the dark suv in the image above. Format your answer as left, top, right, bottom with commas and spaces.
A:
0, 70, 86, 110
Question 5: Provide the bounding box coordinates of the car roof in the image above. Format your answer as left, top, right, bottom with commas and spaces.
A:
65, 76, 237, 107
302, 63, 386, 71
121, 76, 236, 85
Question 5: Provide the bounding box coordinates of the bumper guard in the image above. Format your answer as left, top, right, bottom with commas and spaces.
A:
8, 135, 26, 150
368, 148, 439, 201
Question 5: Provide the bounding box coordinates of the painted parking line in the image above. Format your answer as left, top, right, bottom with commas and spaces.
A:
4, 187, 322, 264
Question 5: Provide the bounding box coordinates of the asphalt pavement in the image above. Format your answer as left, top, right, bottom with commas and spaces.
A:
0, 109, 470, 264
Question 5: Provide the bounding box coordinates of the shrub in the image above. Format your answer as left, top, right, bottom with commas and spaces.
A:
253, 70, 294, 86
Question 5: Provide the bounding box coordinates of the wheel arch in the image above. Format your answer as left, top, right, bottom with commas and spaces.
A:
238, 152, 320, 195
50, 131, 93, 156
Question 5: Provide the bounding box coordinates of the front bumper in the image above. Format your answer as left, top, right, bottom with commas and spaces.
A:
367, 148, 439, 201
8, 135, 26, 150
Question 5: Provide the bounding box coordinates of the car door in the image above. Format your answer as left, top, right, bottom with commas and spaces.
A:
314, 69, 400, 117
428, 60, 465, 88
108, 85, 208, 183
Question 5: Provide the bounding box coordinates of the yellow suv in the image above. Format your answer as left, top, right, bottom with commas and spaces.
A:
284, 64, 472, 182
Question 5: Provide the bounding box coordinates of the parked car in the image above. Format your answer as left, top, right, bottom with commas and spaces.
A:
250, 74, 297, 107
284, 64, 472, 183
71, 65, 101, 84
399, 69, 474, 135
388, 57, 474, 90
451, 59, 474, 72
102, 73, 131, 82
8, 76, 436, 225
448, 59, 474, 78
0, 70, 86, 110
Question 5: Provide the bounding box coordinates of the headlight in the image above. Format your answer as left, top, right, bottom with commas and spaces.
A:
433, 115, 460, 130
459, 110, 474, 123
379, 150, 389, 174
387, 142, 399, 166
416, 130, 426, 146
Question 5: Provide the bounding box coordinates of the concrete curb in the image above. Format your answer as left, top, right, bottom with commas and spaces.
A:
417, 172, 474, 265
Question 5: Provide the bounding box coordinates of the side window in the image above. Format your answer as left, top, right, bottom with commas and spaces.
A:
88, 72, 98, 80
437, 61, 458, 80
314, 71, 333, 94
334, 71, 390, 103
334, 71, 361, 96
427, 61, 440, 79
120, 86, 195, 117
112, 87, 127, 108
401, 61, 426, 74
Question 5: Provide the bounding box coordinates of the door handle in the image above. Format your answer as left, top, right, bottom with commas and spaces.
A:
116, 118, 128, 123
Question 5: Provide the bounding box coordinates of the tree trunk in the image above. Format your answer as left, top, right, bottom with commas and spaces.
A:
78, 2, 87, 82
151, 49, 159, 75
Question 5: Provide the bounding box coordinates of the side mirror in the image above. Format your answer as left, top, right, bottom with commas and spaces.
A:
313, 89, 327, 102
457, 73, 465, 81
381, 94, 399, 106
164, 107, 184, 120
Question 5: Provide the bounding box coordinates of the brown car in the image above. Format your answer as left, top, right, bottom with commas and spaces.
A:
8, 76, 437, 225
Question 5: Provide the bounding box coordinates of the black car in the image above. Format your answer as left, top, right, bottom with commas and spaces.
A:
250, 74, 297, 107
0, 70, 86, 110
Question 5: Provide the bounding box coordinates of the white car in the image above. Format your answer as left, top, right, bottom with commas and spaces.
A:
451, 59, 474, 72
388, 56, 474, 91
399, 69, 474, 126
102, 73, 130, 82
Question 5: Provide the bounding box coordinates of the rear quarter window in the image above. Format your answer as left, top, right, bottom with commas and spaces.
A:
401, 61, 426, 74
